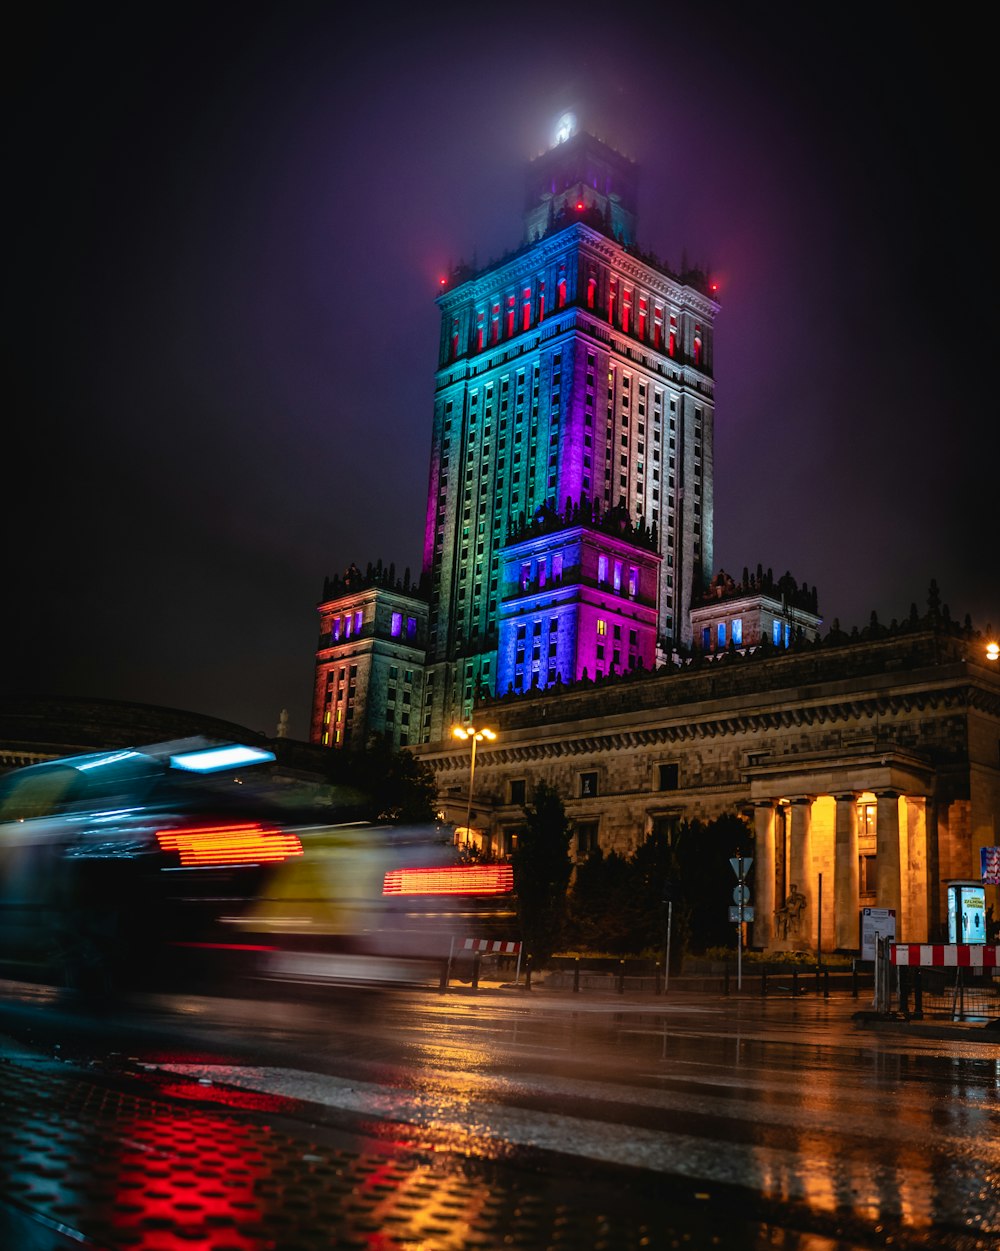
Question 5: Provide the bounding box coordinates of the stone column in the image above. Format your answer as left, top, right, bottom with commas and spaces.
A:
834, 793, 860, 950
753, 803, 776, 947
905, 797, 929, 941
786, 798, 814, 950
876, 790, 903, 926
924, 797, 941, 939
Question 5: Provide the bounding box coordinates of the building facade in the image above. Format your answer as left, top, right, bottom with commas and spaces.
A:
417, 628, 1000, 952
311, 565, 428, 750
421, 121, 718, 737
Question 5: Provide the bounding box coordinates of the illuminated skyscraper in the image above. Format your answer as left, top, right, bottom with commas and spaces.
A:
421, 117, 719, 738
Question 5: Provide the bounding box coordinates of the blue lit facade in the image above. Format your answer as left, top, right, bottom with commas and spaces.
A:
422, 126, 719, 738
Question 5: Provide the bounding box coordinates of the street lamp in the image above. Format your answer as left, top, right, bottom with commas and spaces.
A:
452, 724, 497, 845
986, 642, 999, 663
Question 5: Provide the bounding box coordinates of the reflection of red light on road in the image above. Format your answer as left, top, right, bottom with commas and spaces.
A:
382, 864, 514, 896
110, 1108, 277, 1245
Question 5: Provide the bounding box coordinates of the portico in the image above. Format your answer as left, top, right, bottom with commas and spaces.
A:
748, 748, 938, 952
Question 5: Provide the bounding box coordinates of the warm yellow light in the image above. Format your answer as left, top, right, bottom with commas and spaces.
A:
452, 724, 497, 742
987, 642, 999, 662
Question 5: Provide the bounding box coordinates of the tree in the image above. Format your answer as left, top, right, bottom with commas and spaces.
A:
511, 782, 572, 969
315, 739, 438, 824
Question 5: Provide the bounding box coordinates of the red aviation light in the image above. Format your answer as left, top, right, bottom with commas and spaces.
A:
382, 863, 514, 896
155, 822, 303, 867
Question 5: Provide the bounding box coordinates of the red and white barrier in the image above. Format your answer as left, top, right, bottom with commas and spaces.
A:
891, 944, 1000, 967
463, 938, 521, 954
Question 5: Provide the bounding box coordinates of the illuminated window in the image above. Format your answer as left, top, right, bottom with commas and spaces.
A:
732, 617, 743, 646
557, 265, 566, 309
609, 278, 617, 325
522, 287, 531, 331
506, 294, 515, 338
391, 611, 403, 637
638, 297, 647, 340
490, 303, 500, 344
355, 609, 363, 632
597, 618, 607, 636
702, 626, 710, 650
772, 620, 781, 646
587, 275, 596, 309
622, 288, 632, 334
613, 560, 622, 591
653, 306, 663, 349
597, 554, 608, 584
451, 318, 460, 360
580, 772, 599, 798
668, 315, 677, 357
537, 281, 545, 321
717, 621, 726, 648
628, 566, 638, 597
693, 324, 702, 366
406, 616, 417, 639
476, 310, 485, 352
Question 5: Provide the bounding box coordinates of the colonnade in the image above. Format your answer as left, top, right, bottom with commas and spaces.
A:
751, 790, 937, 953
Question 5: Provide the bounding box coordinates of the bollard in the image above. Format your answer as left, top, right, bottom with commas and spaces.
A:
912, 968, 924, 1019
472, 951, 481, 990
724, 965, 730, 996
438, 959, 449, 993
654, 960, 662, 996
814, 964, 821, 996
524, 955, 532, 992
791, 969, 798, 997
823, 968, 829, 999
573, 958, 581, 994
852, 958, 859, 999
760, 966, 768, 997
617, 959, 626, 994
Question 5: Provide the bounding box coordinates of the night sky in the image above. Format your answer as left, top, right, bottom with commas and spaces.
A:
8, 3, 994, 739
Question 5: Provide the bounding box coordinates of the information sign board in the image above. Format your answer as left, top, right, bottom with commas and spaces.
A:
729, 905, 755, 922
860, 907, 896, 960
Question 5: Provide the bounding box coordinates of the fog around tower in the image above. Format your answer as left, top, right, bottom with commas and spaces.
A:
7, 3, 991, 736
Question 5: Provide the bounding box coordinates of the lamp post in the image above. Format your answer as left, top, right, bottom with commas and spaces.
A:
452, 724, 496, 845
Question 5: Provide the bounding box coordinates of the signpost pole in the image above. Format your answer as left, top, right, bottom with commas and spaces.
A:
737, 853, 743, 992
665, 900, 672, 994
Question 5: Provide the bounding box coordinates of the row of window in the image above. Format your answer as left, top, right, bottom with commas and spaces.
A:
506, 762, 679, 806
448, 269, 706, 367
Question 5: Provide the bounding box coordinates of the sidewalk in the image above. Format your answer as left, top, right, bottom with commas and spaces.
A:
451, 968, 1000, 1043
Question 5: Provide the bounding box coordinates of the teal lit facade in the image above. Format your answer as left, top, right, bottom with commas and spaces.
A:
421, 128, 719, 738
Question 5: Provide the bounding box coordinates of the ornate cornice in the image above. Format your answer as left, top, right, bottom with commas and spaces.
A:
428, 683, 985, 775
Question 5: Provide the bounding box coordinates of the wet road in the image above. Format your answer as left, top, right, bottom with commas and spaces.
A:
0, 978, 997, 1250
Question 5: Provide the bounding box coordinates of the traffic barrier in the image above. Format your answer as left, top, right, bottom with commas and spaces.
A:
462, 938, 522, 955
891, 944, 1000, 967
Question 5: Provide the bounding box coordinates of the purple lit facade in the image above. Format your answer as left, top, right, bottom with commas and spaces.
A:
421, 124, 718, 737
497, 511, 660, 693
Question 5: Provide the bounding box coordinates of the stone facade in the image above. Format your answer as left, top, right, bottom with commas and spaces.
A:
312, 569, 429, 750
414, 629, 1000, 953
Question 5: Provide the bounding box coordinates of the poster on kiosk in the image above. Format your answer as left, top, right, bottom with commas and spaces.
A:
946, 881, 987, 944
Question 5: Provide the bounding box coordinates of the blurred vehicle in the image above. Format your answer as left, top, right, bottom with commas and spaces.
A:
0, 737, 514, 996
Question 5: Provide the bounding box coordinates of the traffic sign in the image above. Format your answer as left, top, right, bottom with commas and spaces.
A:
729, 905, 755, 922
732, 884, 750, 905
729, 856, 752, 878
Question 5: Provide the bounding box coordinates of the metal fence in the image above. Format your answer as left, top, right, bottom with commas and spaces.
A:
874, 938, 1000, 1021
